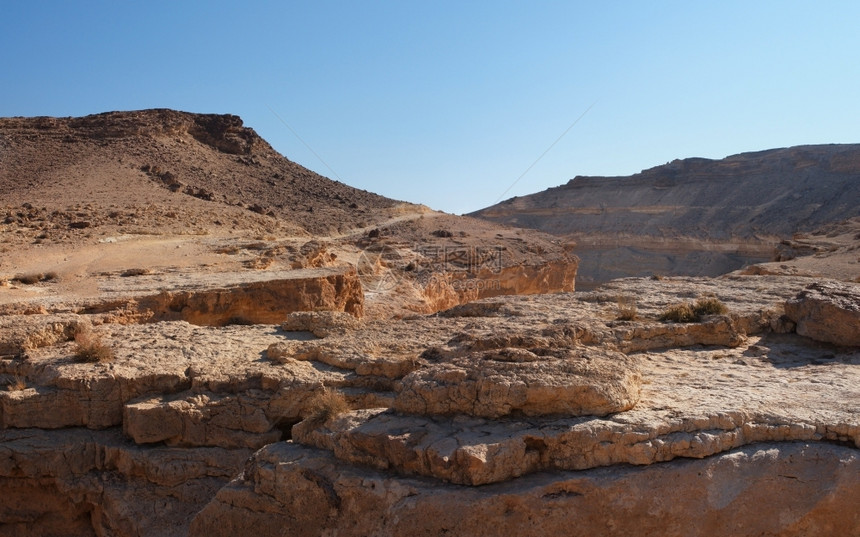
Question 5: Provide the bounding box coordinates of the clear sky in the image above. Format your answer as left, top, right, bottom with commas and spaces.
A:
2, 1, 859, 214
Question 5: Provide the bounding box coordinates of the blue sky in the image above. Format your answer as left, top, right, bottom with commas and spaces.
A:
2, 1, 859, 214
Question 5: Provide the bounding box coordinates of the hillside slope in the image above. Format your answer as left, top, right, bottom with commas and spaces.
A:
0, 109, 399, 236
472, 144, 860, 287
0, 109, 576, 316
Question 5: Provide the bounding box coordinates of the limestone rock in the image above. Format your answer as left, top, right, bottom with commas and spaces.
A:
111, 266, 365, 324
1, 275, 858, 535
265, 339, 321, 364
394, 346, 641, 418
281, 310, 362, 337
0, 314, 84, 356
785, 281, 860, 346
190, 441, 860, 537
123, 391, 282, 449
0, 428, 251, 537
291, 325, 859, 485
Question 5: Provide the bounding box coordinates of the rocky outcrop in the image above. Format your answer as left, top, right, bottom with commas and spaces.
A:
1, 275, 858, 536
393, 346, 640, 419
434, 260, 577, 306
279, 310, 363, 337
1, 267, 365, 326
785, 281, 860, 346
190, 441, 860, 537
0, 314, 84, 357
354, 218, 579, 316
129, 267, 364, 326
123, 392, 283, 449
0, 428, 250, 537
190, 276, 858, 534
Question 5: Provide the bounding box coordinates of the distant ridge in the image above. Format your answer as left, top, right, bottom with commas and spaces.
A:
471, 144, 860, 286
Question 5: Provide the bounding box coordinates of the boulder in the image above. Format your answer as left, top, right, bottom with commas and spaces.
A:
785, 281, 860, 346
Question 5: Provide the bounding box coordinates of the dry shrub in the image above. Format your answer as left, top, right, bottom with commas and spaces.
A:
659, 296, 728, 323
13, 272, 58, 285
215, 245, 240, 255
73, 327, 114, 363
6, 375, 27, 392
305, 389, 349, 425
659, 303, 699, 323
615, 295, 638, 321
694, 295, 728, 316
121, 268, 152, 277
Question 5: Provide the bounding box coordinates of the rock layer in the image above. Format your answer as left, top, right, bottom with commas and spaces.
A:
394, 346, 640, 419
190, 441, 860, 537
0, 428, 250, 537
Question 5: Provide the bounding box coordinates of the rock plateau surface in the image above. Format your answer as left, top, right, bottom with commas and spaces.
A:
1, 274, 858, 536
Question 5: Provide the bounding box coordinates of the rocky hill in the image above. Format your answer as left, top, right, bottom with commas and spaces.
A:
471, 144, 860, 287
0, 109, 397, 236
0, 110, 576, 317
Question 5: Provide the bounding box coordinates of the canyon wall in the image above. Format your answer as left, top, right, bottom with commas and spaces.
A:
472, 144, 860, 287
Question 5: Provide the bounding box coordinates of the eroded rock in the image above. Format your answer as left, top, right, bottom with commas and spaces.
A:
394, 346, 641, 418
190, 441, 860, 537
123, 391, 282, 449
785, 281, 860, 346
1, 275, 858, 536
0, 428, 251, 537
281, 310, 362, 337
120, 267, 365, 324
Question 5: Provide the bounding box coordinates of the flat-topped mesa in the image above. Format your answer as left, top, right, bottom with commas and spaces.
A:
470, 144, 860, 288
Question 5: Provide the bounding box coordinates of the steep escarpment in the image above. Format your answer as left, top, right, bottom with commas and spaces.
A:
471, 144, 860, 287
